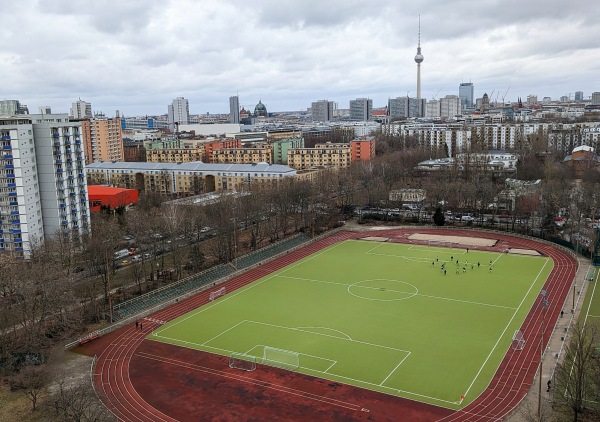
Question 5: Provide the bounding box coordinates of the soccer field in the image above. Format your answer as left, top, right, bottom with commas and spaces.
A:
150, 239, 553, 409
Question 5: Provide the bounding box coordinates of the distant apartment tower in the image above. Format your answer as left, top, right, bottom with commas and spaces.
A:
349, 98, 372, 121
388, 97, 426, 118
311, 100, 335, 122
440, 95, 461, 118
575, 91, 584, 102
38, 106, 52, 115
426, 100, 440, 118
0, 114, 90, 256
81, 114, 124, 164
167, 97, 190, 131
459, 83, 474, 110
592, 92, 600, 105
527, 95, 538, 106
70, 100, 92, 119
0, 100, 28, 115
229, 96, 240, 124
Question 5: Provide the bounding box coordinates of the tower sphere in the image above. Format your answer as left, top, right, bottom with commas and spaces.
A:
414, 53, 424, 63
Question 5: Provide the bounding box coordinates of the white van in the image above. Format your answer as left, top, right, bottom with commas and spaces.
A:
461, 215, 475, 222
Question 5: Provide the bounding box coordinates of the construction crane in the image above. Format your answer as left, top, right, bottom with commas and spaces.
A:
432, 87, 443, 100
501, 86, 510, 106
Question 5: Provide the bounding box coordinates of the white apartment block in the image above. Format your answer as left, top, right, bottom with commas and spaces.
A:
426, 100, 440, 118
0, 115, 90, 256
440, 95, 461, 118
70, 99, 92, 119
168, 97, 190, 131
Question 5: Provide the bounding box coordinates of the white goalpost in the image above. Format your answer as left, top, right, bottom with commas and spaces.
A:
512, 330, 526, 350
209, 286, 226, 301
260, 346, 300, 371
229, 353, 257, 371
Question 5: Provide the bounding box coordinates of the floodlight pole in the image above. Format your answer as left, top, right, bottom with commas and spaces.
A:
572, 283, 576, 311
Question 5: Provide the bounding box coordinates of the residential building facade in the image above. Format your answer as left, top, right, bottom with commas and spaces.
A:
70, 100, 92, 119
349, 98, 373, 121
168, 97, 190, 131
81, 115, 124, 164
311, 100, 335, 122
351, 136, 376, 161
287, 143, 351, 170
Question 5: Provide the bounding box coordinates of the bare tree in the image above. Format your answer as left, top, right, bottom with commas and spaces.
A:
9, 364, 49, 411
553, 322, 600, 421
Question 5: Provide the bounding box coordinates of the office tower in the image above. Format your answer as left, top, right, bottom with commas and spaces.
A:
591, 92, 600, 105
81, 114, 124, 164
426, 100, 440, 118
0, 114, 90, 256
0, 100, 28, 116
527, 95, 538, 106
440, 95, 461, 117
349, 98, 373, 121
459, 83, 474, 110
167, 97, 190, 131
542, 97, 552, 104
414, 16, 424, 100
229, 96, 240, 124
39, 106, 52, 115
575, 91, 583, 102
70, 99, 92, 119
311, 100, 335, 122
388, 97, 426, 118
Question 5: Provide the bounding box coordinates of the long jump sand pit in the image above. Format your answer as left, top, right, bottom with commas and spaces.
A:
508, 248, 542, 256
360, 236, 390, 242
408, 233, 498, 247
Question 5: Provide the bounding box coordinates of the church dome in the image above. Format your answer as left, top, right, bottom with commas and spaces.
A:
254, 100, 268, 117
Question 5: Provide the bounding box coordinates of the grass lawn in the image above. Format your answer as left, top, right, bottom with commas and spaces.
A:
150, 239, 553, 409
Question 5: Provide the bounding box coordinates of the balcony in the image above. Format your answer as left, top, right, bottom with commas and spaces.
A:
56, 168, 63, 173
10, 211, 19, 215
65, 140, 71, 146
55, 159, 62, 164
3, 154, 12, 159
56, 177, 64, 183
5, 164, 14, 169
14, 247, 23, 252
60, 211, 67, 217
9, 201, 17, 205
59, 203, 66, 208
14, 238, 22, 243
10, 229, 20, 234
58, 194, 66, 199
6, 173, 15, 178
2, 145, 12, 150
8, 183, 16, 188
69, 192, 76, 197
78, 173, 85, 178
8, 192, 17, 197
73, 225, 79, 230
2, 135, 11, 140
61, 220, 68, 226
11, 220, 20, 225
54, 141, 61, 147
52, 133, 60, 138
75, 139, 81, 145
53, 150, 61, 156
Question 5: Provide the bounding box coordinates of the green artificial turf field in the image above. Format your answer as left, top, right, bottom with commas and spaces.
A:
582, 267, 600, 328
151, 239, 553, 409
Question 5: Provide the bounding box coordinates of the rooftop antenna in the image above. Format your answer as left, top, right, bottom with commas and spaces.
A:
414, 15, 424, 100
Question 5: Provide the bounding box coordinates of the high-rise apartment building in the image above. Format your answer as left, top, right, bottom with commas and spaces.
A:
459, 83, 474, 110
0, 100, 28, 116
81, 114, 124, 164
575, 91, 584, 102
349, 98, 373, 121
0, 114, 90, 256
229, 96, 240, 124
440, 95, 461, 118
527, 95, 538, 106
426, 100, 440, 118
70, 100, 92, 120
592, 92, 600, 105
388, 97, 426, 118
167, 97, 190, 131
311, 100, 335, 122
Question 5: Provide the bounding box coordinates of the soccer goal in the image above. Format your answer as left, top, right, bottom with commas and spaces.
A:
209, 286, 226, 301
261, 346, 300, 371
512, 330, 526, 350
229, 352, 257, 371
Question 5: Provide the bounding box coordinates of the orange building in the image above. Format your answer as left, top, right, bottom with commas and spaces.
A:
88, 185, 138, 212
203, 138, 242, 162
81, 116, 124, 164
351, 136, 376, 161
563, 145, 600, 178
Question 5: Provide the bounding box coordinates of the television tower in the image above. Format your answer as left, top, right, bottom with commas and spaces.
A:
414, 15, 424, 99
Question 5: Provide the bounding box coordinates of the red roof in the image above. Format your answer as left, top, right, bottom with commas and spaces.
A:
88, 185, 135, 195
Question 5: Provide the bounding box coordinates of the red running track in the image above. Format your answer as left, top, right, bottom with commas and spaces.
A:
85, 229, 577, 421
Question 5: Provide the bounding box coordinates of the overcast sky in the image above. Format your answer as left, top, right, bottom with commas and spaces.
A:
1, 0, 598, 116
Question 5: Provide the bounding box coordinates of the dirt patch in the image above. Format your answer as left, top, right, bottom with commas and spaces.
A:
508, 248, 541, 256
359, 236, 390, 242
408, 233, 498, 247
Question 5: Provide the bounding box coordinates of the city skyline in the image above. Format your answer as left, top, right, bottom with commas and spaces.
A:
1, 0, 599, 116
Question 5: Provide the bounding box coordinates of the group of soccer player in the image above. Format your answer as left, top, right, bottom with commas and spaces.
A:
430, 251, 495, 275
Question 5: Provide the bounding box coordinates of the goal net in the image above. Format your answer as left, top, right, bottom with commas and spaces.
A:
209, 287, 226, 301
229, 353, 256, 372
512, 330, 526, 350
261, 346, 300, 371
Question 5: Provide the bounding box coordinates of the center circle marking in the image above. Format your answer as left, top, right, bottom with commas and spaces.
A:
347, 279, 419, 301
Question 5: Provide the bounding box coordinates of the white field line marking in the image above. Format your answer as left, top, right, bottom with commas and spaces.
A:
152, 334, 232, 354
279, 275, 517, 310
296, 326, 353, 340
583, 265, 600, 329
324, 360, 338, 373
460, 258, 550, 400
244, 344, 337, 369
201, 320, 247, 347
153, 240, 349, 336
365, 242, 386, 254
379, 353, 411, 386
245, 319, 412, 354
587, 315, 600, 319
367, 251, 430, 262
